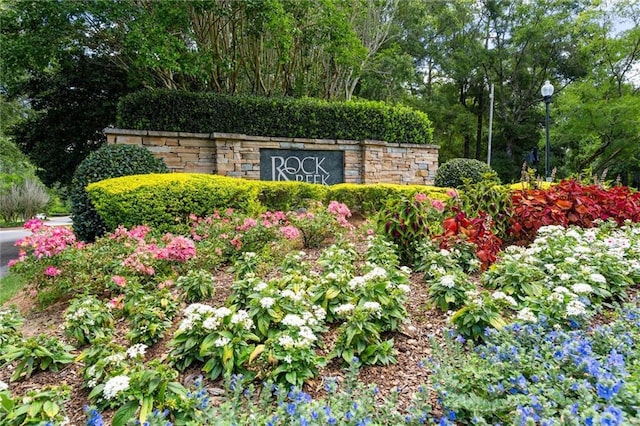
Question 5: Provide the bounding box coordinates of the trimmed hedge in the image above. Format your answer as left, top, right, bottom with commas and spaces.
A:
86, 174, 449, 234
117, 90, 434, 144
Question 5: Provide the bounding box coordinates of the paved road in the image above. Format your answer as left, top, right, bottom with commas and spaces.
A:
0, 217, 72, 278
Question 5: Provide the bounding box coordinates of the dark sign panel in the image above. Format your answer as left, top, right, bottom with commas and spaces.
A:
260, 149, 344, 185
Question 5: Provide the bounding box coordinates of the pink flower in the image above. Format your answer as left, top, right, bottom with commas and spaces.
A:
414, 193, 428, 202
158, 236, 196, 262
230, 236, 242, 250
446, 189, 459, 198
7, 258, 23, 268
431, 199, 445, 213
237, 218, 258, 232
112, 275, 127, 287
280, 225, 301, 240
158, 279, 174, 290
24, 218, 44, 232
107, 295, 124, 310
327, 201, 352, 218
44, 266, 62, 277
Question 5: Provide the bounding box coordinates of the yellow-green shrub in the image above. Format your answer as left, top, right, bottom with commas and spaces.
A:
256, 181, 329, 212
87, 173, 263, 234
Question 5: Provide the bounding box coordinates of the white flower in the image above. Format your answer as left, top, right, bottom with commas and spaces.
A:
126, 343, 148, 359
363, 301, 382, 312
278, 335, 295, 349
214, 336, 230, 347
281, 289, 303, 301
571, 283, 593, 294
365, 267, 387, 280
283, 355, 293, 364
0, 380, 8, 392
185, 303, 215, 316
400, 266, 412, 275
313, 305, 326, 321
398, 284, 411, 293
348, 276, 366, 290
566, 300, 587, 317
553, 286, 571, 295
281, 314, 305, 327
559, 273, 572, 281
545, 264, 556, 272
491, 291, 517, 307
334, 303, 355, 315
517, 308, 537, 323
253, 281, 268, 292
260, 297, 275, 309
231, 310, 253, 330
103, 375, 130, 400
565, 257, 578, 264
440, 249, 451, 256
589, 273, 606, 284
440, 275, 456, 288
202, 316, 220, 330
87, 379, 98, 388
104, 353, 126, 364
214, 307, 232, 318
325, 272, 338, 280
547, 292, 565, 303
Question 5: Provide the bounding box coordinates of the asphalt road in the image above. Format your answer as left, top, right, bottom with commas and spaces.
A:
0, 217, 72, 278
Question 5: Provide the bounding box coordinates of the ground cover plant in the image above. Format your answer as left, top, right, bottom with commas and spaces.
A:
0, 179, 639, 425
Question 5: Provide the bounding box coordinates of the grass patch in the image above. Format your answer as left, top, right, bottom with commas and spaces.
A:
0, 273, 26, 305
0, 221, 24, 229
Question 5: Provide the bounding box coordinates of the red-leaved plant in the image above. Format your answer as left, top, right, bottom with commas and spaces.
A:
510, 179, 640, 243
433, 208, 502, 271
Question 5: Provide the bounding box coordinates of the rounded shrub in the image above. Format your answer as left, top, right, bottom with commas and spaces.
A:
434, 158, 499, 188
70, 144, 168, 242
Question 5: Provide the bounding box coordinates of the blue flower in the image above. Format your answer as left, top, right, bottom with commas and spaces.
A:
601, 405, 623, 426
84, 406, 104, 426
596, 381, 622, 401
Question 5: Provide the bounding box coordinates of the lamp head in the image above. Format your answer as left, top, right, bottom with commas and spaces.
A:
541, 80, 554, 98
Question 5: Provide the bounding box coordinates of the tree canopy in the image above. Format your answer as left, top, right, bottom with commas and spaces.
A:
1, 0, 638, 186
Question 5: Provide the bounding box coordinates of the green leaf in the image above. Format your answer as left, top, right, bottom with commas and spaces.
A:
43, 400, 59, 418
112, 400, 139, 426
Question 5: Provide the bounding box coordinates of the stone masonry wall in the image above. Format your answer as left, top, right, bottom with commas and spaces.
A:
105, 129, 439, 185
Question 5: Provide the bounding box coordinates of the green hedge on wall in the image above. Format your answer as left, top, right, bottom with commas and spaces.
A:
86, 174, 450, 235
117, 90, 434, 145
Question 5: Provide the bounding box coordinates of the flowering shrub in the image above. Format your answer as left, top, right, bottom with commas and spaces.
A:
431, 302, 640, 425
64, 295, 115, 345
426, 269, 476, 311
287, 201, 353, 248
510, 179, 640, 243
416, 239, 480, 278
484, 222, 640, 327
168, 304, 260, 380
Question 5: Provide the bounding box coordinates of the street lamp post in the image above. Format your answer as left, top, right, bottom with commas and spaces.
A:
541, 80, 554, 181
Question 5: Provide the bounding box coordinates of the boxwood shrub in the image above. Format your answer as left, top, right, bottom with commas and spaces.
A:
70, 144, 168, 242
117, 90, 434, 144
87, 174, 450, 235
434, 158, 498, 188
